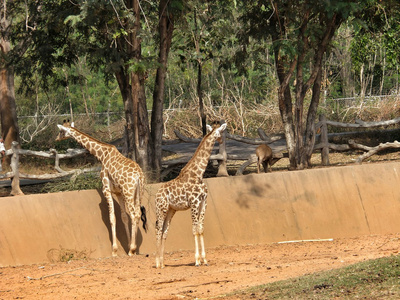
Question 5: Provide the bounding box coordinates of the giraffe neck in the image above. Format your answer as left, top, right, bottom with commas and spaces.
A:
69, 128, 112, 163
179, 131, 217, 181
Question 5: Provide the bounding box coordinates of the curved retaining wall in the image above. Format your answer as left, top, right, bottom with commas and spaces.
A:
1, 162, 400, 266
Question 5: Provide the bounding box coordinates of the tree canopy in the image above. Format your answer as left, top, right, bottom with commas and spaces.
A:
1, 0, 399, 177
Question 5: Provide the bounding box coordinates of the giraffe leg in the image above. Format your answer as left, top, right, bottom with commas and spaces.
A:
194, 233, 201, 266
126, 201, 141, 256
156, 208, 175, 269
191, 192, 208, 266
198, 197, 208, 266
155, 219, 163, 269
155, 194, 167, 269
122, 182, 142, 256
191, 205, 203, 266
102, 174, 118, 257
115, 192, 131, 246
200, 233, 207, 265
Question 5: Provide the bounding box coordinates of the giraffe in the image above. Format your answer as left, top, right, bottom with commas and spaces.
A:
56, 120, 147, 257
155, 121, 227, 268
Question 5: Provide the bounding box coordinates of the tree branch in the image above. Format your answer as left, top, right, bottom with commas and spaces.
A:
348, 140, 400, 164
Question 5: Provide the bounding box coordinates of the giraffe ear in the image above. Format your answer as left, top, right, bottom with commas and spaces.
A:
206, 124, 212, 132
71, 122, 75, 128
219, 123, 227, 132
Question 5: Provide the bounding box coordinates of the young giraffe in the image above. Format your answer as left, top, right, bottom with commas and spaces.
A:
56, 121, 147, 257
155, 122, 227, 268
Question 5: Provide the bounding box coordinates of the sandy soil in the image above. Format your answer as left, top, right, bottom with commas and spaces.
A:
1, 234, 399, 300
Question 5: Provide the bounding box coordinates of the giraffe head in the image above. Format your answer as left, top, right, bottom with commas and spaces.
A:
206, 121, 227, 144
56, 120, 74, 141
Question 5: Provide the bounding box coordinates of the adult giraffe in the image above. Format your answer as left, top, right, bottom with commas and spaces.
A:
155, 121, 227, 268
56, 121, 147, 257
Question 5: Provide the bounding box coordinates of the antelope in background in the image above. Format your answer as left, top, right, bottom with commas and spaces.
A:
256, 144, 273, 173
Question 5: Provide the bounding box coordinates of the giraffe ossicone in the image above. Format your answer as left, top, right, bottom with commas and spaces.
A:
154, 121, 227, 269
56, 120, 147, 257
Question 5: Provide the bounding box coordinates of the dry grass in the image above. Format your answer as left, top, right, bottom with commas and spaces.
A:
3, 97, 400, 196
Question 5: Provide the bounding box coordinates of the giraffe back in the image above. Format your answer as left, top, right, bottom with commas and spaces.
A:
104, 147, 145, 198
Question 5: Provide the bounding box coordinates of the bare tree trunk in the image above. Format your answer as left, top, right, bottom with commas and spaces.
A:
198, 61, 207, 136
277, 83, 296, 169
132, 70, 152, 174
113, 0, 153, 177
302, 68, 323, 167
191, 7, 207, 136
369, 52, 376, 96
0, 3, 22, 194
0, 37, 20, 150
270, 6, 298, 170
129, 0, 148, 171
359, 64, 369, 99
273, 29, 297, 169
272, 7, 341, 170
115, 69, 135, 159
10, 141, 23, 195
319, 114, 330, 165
379, 51, 386, 95
151, 0, 174, 182
335, 26, 354, 98
63, 70, 74, 123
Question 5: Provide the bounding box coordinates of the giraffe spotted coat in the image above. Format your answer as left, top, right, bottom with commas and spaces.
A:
155, 122, 227, 268
56, 121, 146, 257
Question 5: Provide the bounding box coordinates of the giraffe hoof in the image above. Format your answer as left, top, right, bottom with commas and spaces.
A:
155, 260, 165, 269
112, 246, 118, 257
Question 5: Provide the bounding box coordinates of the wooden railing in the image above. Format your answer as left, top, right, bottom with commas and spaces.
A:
1, 142, 100, 196
315, 114, 400, 165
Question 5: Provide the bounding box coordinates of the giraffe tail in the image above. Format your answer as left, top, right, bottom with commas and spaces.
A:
136, 178, 147, 232
140, 206, 147, 232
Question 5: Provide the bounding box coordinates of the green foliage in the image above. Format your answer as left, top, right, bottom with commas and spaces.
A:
4, 0, 400, 153
349, 0, 400, 94
351, 34, 376, 72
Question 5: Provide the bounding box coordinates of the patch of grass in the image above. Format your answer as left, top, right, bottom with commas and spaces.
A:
229, 255, 400, 299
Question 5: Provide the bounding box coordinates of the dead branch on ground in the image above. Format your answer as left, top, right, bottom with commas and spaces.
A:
348, 139, 400, 163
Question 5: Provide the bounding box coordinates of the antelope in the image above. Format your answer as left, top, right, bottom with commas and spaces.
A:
255, 144, 273, 173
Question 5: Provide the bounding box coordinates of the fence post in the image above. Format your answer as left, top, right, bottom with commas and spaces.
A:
10, 141, 23, 195
216, 121, 229, 177
319, 114, 330, 166
50, 148, 64, 173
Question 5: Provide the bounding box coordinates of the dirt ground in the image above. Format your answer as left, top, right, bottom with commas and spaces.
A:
1, 234, 400, 300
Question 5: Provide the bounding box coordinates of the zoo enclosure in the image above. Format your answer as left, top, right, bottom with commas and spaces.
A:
2, 114, 400, 196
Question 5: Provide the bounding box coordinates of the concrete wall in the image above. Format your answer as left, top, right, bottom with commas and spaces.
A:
1, 162, 400, 266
